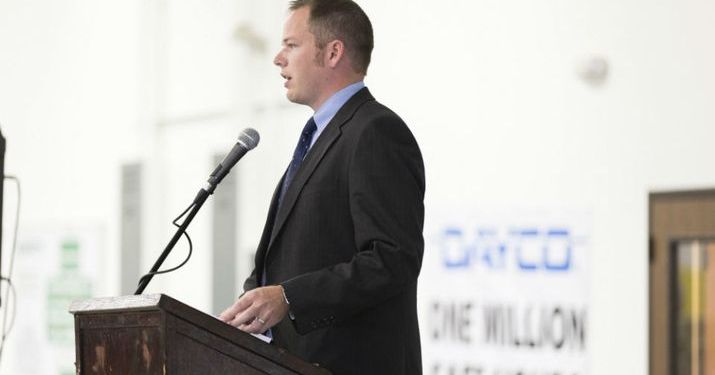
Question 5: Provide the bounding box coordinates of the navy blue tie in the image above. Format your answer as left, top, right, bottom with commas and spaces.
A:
278, 117, 317, 206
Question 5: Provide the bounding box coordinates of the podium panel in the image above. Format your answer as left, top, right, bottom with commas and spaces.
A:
70, 294, 331, 375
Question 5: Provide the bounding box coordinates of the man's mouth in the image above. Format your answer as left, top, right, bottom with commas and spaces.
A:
281, 73, 292, 88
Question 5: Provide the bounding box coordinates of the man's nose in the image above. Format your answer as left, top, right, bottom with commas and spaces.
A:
273, 51, 285, 67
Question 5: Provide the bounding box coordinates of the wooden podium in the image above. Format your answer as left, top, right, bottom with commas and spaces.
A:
69, 294, 331, 374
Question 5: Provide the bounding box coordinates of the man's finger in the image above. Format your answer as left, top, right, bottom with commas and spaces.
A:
219, 293, 254, 322
218, 306, 236, 322
230, 305, 260, 327
239, 316, 267, 334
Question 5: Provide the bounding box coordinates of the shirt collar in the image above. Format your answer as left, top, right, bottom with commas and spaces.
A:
312, 81, 365, 133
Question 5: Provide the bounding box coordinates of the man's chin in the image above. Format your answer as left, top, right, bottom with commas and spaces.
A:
286, 92, 307, 106
285, 91, 296, 102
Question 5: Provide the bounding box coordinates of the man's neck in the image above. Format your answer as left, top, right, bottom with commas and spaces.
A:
309, 76, 365, 111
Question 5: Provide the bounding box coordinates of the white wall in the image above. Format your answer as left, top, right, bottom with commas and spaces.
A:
1, 0, 715, 373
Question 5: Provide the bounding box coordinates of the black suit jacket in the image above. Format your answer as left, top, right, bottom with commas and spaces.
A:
244, 88, 425, 375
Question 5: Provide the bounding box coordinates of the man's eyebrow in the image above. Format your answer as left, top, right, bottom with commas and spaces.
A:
282, 37, 297, 44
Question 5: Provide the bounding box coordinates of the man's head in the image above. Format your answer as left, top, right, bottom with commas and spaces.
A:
274, 0, 374, 110
288, 0, 373, 74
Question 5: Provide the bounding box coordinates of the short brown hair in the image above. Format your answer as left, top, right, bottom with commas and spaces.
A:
289, 0, 374, 74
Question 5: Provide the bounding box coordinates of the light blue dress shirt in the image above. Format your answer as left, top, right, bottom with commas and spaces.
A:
308, 81, 365, 149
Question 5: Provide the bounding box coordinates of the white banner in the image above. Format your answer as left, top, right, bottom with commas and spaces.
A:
420, 208, 590, 375
3, 224, 102, 375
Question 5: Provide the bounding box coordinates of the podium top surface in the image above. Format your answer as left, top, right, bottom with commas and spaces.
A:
69, 294, 164, 314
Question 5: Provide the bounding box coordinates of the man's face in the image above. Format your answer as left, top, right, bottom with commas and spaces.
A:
274, 7, 327, 109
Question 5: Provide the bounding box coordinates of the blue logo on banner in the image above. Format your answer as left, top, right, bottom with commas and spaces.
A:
440, 227, 573, 272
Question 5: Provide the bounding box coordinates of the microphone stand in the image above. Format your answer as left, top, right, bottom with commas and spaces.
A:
133, 127, 258, 295
134, 187, 212, 295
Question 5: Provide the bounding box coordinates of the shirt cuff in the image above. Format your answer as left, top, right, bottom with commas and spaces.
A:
279, 284, 296, 321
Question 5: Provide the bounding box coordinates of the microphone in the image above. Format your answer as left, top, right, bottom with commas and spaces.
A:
203, 128, 260, 194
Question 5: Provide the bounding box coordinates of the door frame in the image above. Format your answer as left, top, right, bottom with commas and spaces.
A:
649, 189, 715, 375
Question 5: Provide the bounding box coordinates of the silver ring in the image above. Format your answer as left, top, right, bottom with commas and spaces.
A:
255, 317, 266, 325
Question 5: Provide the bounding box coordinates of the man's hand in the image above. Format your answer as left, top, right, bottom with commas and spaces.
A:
218, 285, 289, 334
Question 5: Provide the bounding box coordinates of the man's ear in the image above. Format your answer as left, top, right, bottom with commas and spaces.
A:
325, 40, 345, 68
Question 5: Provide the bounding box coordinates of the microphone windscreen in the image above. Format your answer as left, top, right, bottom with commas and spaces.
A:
239, 128, 260, 150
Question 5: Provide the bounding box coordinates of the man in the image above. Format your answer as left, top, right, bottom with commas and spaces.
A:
219, 1, 425, 373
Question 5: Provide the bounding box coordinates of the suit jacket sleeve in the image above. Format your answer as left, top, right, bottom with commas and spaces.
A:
243, 268, 258, 292
280, 114, 425, 334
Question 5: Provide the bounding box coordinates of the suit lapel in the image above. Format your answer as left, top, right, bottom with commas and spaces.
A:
266, 88, 374, 255
254, 170, 286, 278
